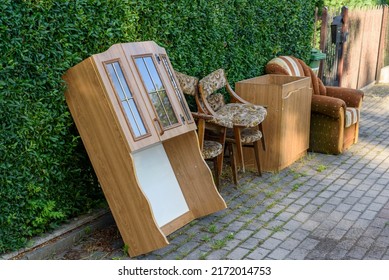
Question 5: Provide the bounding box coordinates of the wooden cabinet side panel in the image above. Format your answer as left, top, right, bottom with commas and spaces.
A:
235, 82, 282, 171
163, 132, 227, 218
279, 86, 312, 167
63, 59, 168, 257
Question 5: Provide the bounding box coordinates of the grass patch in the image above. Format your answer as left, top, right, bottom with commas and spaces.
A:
211, 239, 227, 250
208, 224, 218, 233
271, 225, 283, 233
292, 183, 302, 191
201, 235, 211, 242
316, 164, 327, 172
227, 232, 235, 240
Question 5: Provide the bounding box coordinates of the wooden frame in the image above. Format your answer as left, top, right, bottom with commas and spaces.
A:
63, 41, 226, 257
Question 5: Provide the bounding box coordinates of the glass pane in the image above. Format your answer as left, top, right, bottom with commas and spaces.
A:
115, 63, 133, 100
161, 55, 192, 121
135, 58, 155, 93
122, 102, 142, 137
106, 63, 125, 100
128, 99, 147, 136
106, 61, 147, 138
134, 56, 178, 128
144, 57, 163, 90
159, 90, 176, 127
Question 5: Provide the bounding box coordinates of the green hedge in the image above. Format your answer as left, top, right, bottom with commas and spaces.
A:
0, 0, 139, 253
0, 0, 319, 253
135, 0, 319, 83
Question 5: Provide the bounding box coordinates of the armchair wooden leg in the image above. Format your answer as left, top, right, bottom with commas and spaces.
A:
253, 140, 262, 176
213, 157, 220, 190
259, 123, 266, 151
216, 152, 224, 187
233, 126, 245, 172
229, 143, 238, 186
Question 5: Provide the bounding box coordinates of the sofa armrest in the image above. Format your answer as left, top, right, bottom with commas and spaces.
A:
311, 94, 346, 119
325, 86, 364, 108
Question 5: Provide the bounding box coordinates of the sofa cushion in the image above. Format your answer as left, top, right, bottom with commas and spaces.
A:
202, 140, 223, 159
345, 107, 359, 128
227, 127, 263, 144
208, 103, 267, 129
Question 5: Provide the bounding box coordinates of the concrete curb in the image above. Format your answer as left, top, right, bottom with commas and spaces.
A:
1, 209, 114, 260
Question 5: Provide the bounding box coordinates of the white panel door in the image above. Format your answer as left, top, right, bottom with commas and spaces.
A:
132, 143, 189, 227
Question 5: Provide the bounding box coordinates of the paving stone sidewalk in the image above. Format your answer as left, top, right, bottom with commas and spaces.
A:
50, 84, 389, 260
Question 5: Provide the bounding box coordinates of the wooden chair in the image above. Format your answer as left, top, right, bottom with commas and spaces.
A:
197, 69, 267, 174
266, 56, 364, 154
175, 70, 234, 187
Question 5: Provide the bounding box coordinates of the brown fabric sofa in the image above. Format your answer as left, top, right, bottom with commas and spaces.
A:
265, 56, 364, 154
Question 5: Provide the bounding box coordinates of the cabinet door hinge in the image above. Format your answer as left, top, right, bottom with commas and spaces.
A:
155, 54, 161, 64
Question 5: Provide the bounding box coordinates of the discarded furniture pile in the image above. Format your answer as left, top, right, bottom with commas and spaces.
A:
63, 42, 363, 256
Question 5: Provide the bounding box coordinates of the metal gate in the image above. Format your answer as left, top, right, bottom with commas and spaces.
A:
319, 5, 388, 89
319, 7, 348, 87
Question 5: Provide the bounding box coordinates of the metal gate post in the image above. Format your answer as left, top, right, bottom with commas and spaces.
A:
336, 6, 349, 87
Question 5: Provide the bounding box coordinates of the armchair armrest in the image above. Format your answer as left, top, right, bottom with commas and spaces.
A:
191, 112, 214, 121
226, 82, 268, 109
311, 94, 346, 119
325, 86, 364, 108
226, 83, 250, 104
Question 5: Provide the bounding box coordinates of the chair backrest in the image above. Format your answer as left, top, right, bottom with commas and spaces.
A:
199, 69, 228, 112
265, 56, 325, 96
174, 70, 209, 114
199, 69, 227, 97
265, 56, 305, 77
174, 70, 199, 96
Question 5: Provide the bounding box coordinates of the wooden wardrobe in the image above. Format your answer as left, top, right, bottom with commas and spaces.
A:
63, 41, 226, 257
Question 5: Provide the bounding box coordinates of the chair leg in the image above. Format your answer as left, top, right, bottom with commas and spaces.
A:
229, 143, 238, 186
259, 123, 266, 151
253, 140, 262, 176
213, 157, 220, 190
233, 126, 245, 172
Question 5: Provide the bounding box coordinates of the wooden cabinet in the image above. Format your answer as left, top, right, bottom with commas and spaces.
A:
63, 41, 226, 257
235, 75, 312, 172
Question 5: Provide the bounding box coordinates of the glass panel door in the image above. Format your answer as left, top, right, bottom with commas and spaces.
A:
160, 55, 192, 123
106, 61, 148, 139
134, 56, 179, 129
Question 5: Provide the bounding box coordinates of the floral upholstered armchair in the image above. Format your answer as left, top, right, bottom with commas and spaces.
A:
197, 69, 267, 174
265, 56, 364, 155
175, 70, 233, 187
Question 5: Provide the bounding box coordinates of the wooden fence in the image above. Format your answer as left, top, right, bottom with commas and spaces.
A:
319, 5, 388, 89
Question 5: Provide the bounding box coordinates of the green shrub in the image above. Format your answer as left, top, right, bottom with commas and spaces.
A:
0, 0, 319, 253
0, 0, 138, 253
134, 0, 319, 83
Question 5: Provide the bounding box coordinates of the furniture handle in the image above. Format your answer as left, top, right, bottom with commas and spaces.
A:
154, 117, 165, 135
283, 87, 306, 100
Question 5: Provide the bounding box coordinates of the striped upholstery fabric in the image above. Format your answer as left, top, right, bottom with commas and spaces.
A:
345, 107, 359, 128
267, 56, 305, 77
